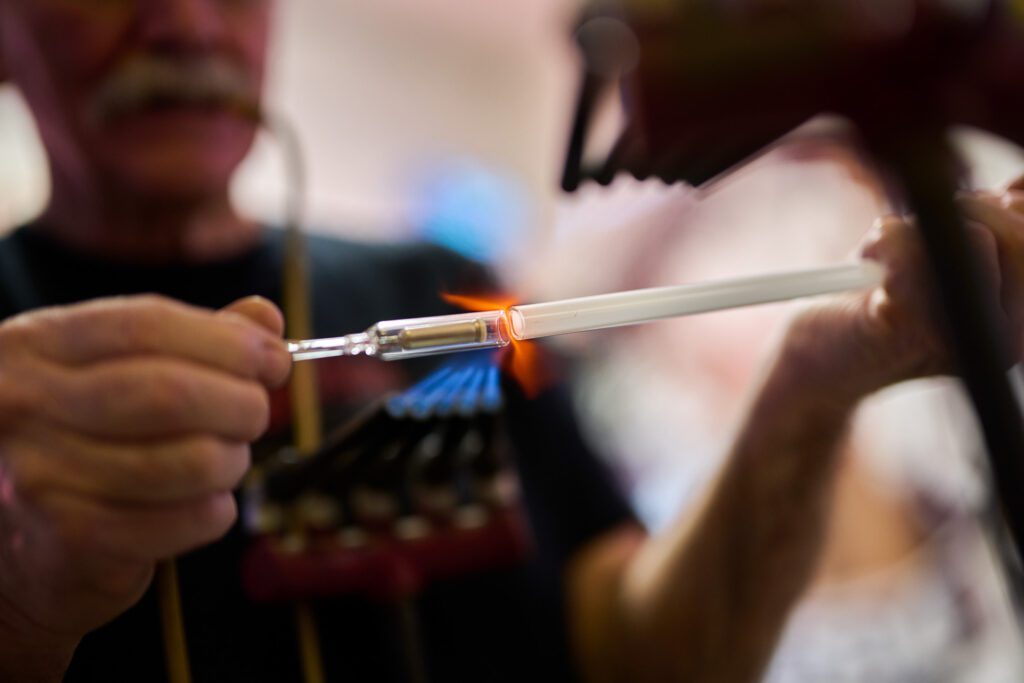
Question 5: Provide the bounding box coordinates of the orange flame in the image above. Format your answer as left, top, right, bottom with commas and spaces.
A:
441, 292, 517, 312
441, 291, 552, 398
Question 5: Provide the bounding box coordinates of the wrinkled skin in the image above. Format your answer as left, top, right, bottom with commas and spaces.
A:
0, 2, 290, 679
0, 0, 271, 199
0, 295, 291, 679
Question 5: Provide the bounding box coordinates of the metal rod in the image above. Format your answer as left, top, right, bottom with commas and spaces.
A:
267, 112, 330, 683
871, 128, 1024, 608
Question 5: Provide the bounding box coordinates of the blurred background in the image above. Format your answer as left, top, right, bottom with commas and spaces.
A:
4, 1, 1024, 680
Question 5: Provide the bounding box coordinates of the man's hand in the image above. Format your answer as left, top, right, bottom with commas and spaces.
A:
778, 187, 1024, 403
0, 295, 291, 680
574, 179, 1024, 683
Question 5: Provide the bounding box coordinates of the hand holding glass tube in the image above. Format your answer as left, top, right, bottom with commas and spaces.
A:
286, 262, 884, 362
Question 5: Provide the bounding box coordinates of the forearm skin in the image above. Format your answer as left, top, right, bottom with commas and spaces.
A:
582, 301, 903, 683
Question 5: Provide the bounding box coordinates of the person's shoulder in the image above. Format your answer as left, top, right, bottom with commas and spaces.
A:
297, 230, 496, 330
304, 231, 484, 277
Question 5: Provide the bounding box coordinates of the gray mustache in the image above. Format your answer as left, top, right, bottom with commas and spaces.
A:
90, 56, 260, 124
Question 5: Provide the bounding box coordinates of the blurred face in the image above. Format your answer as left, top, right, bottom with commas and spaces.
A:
0, 0, 272, 200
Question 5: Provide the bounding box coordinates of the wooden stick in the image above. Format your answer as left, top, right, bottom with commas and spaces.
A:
284, 229, 323, 453
295, 602, 327, 683
276, 114, 328, 683
396, 599, 428, 683
157, 561, 192, 683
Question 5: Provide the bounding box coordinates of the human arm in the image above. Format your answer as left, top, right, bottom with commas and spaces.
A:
0, 295, 291, 682
567, 184, 1024, 683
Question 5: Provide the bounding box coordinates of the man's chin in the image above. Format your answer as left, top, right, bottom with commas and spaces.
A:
96, 125, 255, 201
103, 155, 241, 200
115, 163, 237, 200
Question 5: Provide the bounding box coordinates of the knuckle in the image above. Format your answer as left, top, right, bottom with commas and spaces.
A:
171, 449, 214, 493
139, 368, 266, 437
117, 295, 184, 348
183, 439, 242, 491
0, 313, 40, 348
190, 437, 226, 479
82, 368, 129, 417
218, 310, 254, 330
53, 503, 100, 551
864, 216, 911, 257
132, 293, 174, 310
235, 385, 271, 440
1005, 191, 1024, 214
194, 494, 238, 542
874, 214, 902, 230
142, 370, 196, 427
0, 318, 54, 374
116, 306, 161, 351
873, 214, 909, 238
224, 320, 265, 377
0, 377, 42, 427
221, 443, 251, 489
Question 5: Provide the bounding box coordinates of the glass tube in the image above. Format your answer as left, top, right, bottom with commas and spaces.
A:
287, 310, 511, 361
507, 262, 882, 340
288, 262, 882, 361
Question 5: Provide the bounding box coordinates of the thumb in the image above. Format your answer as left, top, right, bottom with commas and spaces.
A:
221, 296, 286, 338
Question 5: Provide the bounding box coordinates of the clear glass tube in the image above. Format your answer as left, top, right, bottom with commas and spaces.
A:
288, 262, 883, 361
507, 262, 882, 340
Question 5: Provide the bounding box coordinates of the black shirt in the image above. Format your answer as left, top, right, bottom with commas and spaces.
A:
0, 225, 633, 683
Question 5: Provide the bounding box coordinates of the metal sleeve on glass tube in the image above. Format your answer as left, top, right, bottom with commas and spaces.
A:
287, 310, 511, 361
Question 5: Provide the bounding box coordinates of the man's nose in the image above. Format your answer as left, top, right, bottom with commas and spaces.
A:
137, 0, 226, 52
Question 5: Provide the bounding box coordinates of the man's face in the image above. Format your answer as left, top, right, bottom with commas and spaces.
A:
0, 0, 272, 200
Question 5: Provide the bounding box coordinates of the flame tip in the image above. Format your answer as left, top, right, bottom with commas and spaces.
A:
441, 290, 552, 398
